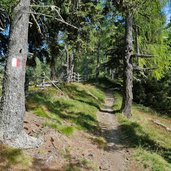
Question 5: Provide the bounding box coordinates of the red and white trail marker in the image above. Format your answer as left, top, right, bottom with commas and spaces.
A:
12, 58, 21, 68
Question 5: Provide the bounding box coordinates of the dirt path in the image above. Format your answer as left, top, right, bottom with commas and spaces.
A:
3, 90, 129, 171
96, 90, 127, 171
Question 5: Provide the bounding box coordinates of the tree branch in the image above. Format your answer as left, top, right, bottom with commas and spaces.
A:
132, 54, 155, 58
26, 11, 78, 30
31, 13, 42, 34
29, 5, 78, 29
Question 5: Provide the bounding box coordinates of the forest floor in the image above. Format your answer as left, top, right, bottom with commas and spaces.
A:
0, 87, 130, 171
23, 90, 129, 171
0, 82, 171, 171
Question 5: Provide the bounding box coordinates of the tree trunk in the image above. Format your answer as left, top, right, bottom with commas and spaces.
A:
135, 26, 140, 63
121, 11, 133, 118
0, 0, 42, 148
70, 52, 75, 81
65, 45, 75, 83
50, 54, 57, 80
96, 45, 100, 81
65, 45, 70, 83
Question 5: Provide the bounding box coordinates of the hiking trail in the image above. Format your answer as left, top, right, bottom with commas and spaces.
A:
96, 90, 128, 171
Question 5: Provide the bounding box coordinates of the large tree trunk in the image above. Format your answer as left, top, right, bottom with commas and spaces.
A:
0, 0, 42, 148
121, 11, 133, 118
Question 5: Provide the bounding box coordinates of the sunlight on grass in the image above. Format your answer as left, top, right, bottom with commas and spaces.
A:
44, 122, 74, 136
114, 92, 171, 170
134, 148, 171, 171
26, 83, 105, 135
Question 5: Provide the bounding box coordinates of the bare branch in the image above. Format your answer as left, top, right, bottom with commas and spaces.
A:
29, 4, 78, 29
25, 11, 78, 30
31, 13, 42, 34
30, 5, 60, 11
0, 27, 4, 31
133, 66, 157, 71
132, 54, 155, 58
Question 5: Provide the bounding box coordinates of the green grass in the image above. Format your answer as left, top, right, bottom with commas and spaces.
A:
44, 122, 74, 136
0, 145, 31, 170
134, 148, 171, 171
114, 92, 171, 171
26, 83, 105, 135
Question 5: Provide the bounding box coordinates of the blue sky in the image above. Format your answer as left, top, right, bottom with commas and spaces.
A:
163, 1, 171, 24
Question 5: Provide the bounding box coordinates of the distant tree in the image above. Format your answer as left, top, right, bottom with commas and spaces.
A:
113, 0, 169, 118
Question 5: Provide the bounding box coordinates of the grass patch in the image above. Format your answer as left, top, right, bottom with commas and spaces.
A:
134, 148, 171, 171
26, 83, 105, 135
44, 122, 74, 136
90, 136, 107, 149
114, 92, 171, 170
0, 145, 31, 170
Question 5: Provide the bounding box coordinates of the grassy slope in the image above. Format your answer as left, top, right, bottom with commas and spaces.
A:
26, 83, 105, 135
0, 83, 105, 170
114, 93, 171, 171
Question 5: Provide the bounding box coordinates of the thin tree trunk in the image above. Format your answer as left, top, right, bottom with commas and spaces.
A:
65, 45, 70, 83
121, 11, 133, 118
135, 26, 140, 63
70, 52, 75, 82
50, 54, 57, 80
96, 45, 100, 81
0, 0, 42, 148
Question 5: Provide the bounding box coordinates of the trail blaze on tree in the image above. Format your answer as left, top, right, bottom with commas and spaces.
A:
0, 0, 170, 149
0, 0, 41, 148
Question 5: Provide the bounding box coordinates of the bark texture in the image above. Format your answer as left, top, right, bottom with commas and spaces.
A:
50, 54, 57, 80
121, 11, 133, 118
96, 45, 100, 81
0, 0, 42, 148
65, 45, 74, 83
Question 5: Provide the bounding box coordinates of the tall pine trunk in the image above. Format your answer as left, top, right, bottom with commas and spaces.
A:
121, 11, 133, 118
0, 0, 42, 148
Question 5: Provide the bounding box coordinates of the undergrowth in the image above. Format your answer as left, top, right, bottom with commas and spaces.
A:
114, 92, 171, 171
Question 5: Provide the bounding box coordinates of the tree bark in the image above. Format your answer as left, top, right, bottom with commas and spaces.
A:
50, 54, 57, 80
96, 45, 100, 81
135, 25, 140, 64
65, 45, 75, 83
0, 0, 42, 148
121, 11, 133, 118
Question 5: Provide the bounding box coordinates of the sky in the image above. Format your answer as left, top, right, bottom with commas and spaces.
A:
163, 1, 171, 24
